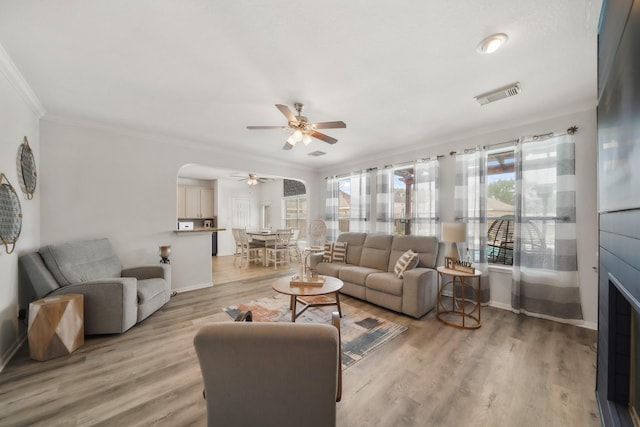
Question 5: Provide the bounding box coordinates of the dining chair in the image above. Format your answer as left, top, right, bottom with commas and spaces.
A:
238, 229, 265, 267
231, 228, 243, 266
265, 229, 291, 269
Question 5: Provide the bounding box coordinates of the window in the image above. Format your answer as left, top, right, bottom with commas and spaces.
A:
284, 196, 307, 240
261, 203, 271, 229
338, 177, 350, 232
376, 160, 439, 236
393, 166, 413, 235
486, 149, 515, 265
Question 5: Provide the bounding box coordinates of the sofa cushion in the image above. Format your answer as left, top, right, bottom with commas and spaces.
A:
366, 272, 404, 296
316, 262, 345, 277
359, 234, 393, 271
338, 266, 380, 286
336, 233, 367, 265
39, 238, 122, 286
388, 235, 439, 270
394, 249, 418, 278
137, 278, 167, 304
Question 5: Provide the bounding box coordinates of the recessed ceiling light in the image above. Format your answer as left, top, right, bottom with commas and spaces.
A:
477, 33, 508, 54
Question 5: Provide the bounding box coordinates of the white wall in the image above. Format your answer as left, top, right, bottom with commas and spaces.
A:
39, 118, 321, 293
0, 46, 43, 369
216, 177, 261, 256
316, 109, 599, 328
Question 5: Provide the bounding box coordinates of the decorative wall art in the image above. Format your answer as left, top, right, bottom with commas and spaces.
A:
0, 173, 22, 254
17, 136, 37, 200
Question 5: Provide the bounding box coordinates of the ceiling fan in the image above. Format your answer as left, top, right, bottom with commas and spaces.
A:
247, 103, 346, 150
233, 173, 270, 186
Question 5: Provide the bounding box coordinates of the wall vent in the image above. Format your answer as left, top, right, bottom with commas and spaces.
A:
308, 151, 326, 157
474, 82, 521, 105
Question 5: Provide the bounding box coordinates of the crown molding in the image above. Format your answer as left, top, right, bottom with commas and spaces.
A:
0, 42, 45, 118
41, 112, 310, 174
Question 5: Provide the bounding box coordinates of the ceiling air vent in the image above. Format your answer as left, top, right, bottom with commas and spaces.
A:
474, 82, 521, 105
308, 151, 326, 157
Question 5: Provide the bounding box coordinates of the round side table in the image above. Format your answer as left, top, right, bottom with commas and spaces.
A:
436, 266, 483, 329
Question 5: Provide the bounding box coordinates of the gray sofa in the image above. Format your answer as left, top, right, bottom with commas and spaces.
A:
19, 238, 172, 334
311, 233, 439, 318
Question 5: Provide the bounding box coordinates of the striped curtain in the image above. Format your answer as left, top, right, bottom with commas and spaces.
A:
454, 148, 490, 303
349, 170, 371, 232
376, 167, 394, 234
512, 133, 582, 320
413, 159, 440, 237
324, 177, 340, 242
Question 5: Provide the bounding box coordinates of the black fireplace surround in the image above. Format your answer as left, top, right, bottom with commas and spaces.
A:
598, 211, 640, 426
597, 1, 640, 425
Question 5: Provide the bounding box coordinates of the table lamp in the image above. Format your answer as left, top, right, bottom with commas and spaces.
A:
159, 245, 171, 264
442, 222, 467, 262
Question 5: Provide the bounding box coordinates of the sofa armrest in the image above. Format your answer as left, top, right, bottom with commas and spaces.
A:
401, 268, 438, 318
122, 264, 171, 292
52, 277, 138, 335
309, 253, 324, 269
122, 265, 168, 280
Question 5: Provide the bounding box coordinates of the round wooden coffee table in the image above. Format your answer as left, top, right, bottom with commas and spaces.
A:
272, 275, 344, 322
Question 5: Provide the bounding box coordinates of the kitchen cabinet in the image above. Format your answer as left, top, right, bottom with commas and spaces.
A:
177, 186, 187, 218
179, 185, 214, 219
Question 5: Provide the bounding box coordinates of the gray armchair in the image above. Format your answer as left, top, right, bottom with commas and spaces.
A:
18, 238, 171, 334
193, 313, 342, 427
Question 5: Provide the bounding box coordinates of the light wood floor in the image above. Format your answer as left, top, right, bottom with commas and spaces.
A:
0, 256, 600, 426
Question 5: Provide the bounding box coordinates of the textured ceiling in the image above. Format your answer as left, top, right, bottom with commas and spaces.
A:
0, 0, 602, 171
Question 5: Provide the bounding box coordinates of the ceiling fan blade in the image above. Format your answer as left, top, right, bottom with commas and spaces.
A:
247, 125, 288, 130
310, 121, 346, 129
283, 141, 294, 150
275, 104, 297, 123
310, 131, 337, 144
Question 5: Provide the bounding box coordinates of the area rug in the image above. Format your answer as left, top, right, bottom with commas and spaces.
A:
223, 294, 407, 370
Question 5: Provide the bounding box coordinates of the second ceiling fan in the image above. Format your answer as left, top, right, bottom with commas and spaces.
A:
247, 103, 346, 150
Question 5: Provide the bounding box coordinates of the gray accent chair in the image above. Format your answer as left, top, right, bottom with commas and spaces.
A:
194, 313, 342, 427
19, 238, 171, 335
311, 232, 439, 318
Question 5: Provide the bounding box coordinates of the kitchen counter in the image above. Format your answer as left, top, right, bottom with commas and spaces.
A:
175, 228, 226, 233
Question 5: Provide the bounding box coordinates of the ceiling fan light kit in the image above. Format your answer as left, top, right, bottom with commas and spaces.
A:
247, 173, 259, 186
247, 102, 346, 151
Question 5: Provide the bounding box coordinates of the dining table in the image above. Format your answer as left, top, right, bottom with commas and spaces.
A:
246, 231, 292, 266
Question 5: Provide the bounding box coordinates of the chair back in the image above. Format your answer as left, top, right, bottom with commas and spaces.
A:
194, 321, 341, 427
231, 228, 241, 244
237, 228, 250, 246
289, 228, 300, 245
265, 229, 290, 249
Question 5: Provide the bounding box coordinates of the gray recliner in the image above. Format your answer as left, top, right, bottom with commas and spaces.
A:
194, 313, 342, 427
18, 238, 171, 334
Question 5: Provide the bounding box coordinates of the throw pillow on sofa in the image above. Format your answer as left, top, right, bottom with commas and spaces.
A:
332, 241, 347, 263
322, 242, 334, 262
322, 241, 348, 263
394, 249, 419, 278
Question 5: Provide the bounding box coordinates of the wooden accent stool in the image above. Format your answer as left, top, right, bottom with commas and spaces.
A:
28, 294, 84, 361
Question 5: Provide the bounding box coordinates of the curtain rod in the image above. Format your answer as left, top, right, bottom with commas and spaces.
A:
448, 125, 578, 156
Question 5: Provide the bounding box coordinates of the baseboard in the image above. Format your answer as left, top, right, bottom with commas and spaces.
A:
0, 332, 27, 373
486, 301, 598, 330
172, 282, 213, 294
487, 301, 512, 311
